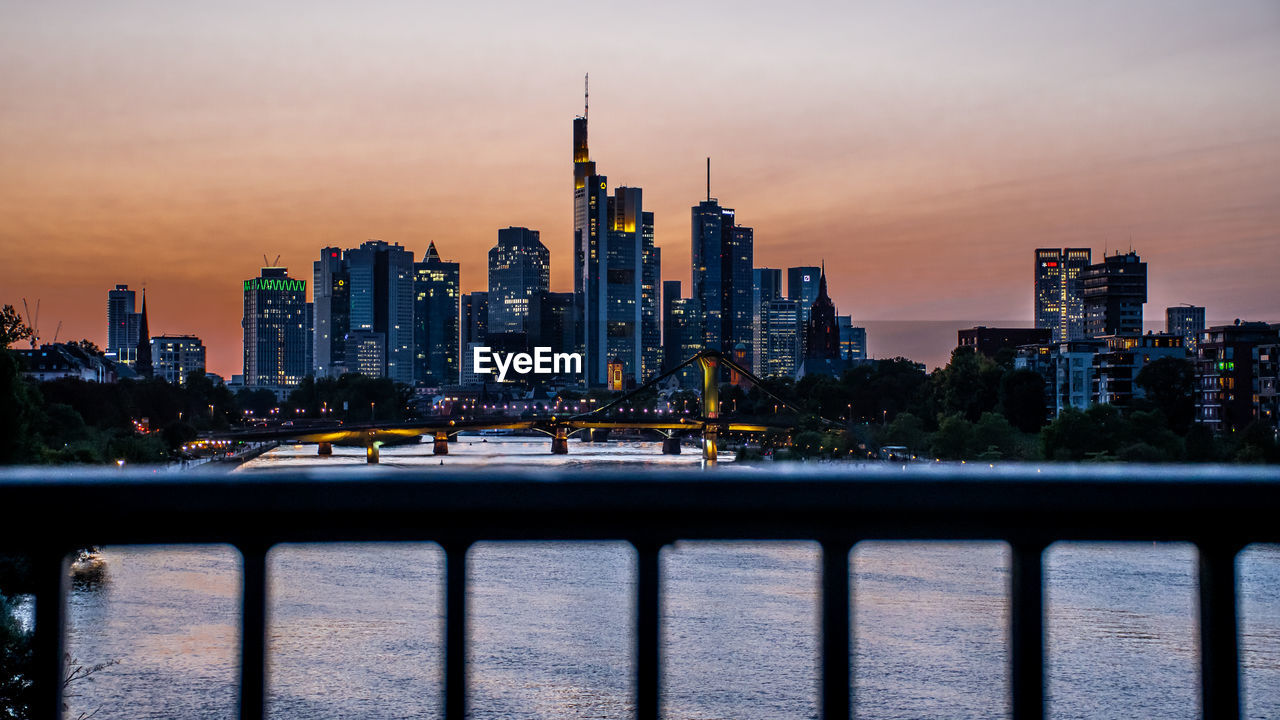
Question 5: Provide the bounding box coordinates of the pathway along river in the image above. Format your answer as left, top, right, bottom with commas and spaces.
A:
60, 437, 1280, 719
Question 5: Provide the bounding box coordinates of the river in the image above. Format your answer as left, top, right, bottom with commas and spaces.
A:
60, 437, 1280, 719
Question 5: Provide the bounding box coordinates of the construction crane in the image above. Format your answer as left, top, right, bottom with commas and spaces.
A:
21, 298, 39, 349
52, 320, 62, 344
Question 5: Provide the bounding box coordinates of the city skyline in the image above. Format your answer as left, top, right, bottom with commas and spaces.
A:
2, 1, 1278, 376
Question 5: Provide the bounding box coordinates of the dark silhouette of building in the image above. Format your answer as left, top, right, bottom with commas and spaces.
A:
413, 241, 460, 386
804, 265, 840, 361
1196, 321, 1280, 432
958, 326, 1052, 359
134, 291, 152, 378
1082, 251, 1147, 338
787, 266, 821, 326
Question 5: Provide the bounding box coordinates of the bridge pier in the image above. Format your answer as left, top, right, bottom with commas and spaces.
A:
662, 436, 681, 455
366, 443, 380, 464
433, 431, 449, 455
699, 353, 720, 466
317, 442, 332, 456
551, 427, 569, 455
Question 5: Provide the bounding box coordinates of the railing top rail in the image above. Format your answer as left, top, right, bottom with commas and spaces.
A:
1, 464, 1278, 549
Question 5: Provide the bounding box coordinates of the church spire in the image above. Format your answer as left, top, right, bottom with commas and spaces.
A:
135, 289, 152, 378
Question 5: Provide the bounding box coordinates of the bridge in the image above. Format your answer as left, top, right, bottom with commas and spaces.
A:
211, 349, 817, 465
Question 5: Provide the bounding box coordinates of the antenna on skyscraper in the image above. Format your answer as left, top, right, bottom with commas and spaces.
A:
584, 73, 589, 121
706, 157, 711, 201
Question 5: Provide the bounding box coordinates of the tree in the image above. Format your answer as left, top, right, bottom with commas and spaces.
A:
881, 412, 928, 453
1135, 357, 1195, 434
930, 414, 975, 460
0, 305, 32, 349
999, 370, 1049, 433
71, 339, 102, 356
931, 348, 1003, 422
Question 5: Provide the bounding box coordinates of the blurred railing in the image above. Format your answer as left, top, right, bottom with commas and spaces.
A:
2, 464, 1278, 720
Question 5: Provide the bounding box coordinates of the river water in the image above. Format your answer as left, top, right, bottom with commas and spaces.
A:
60, 437, 1280, 719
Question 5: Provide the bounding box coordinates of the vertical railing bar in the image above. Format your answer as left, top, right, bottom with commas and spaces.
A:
238, 542, 269, 720
444, 542, 470, 720
821, 540, 853, 720
1010, 540, 1045, 720
1199, 541, 1242, 720
635, 541, 661, 720
31, 548, 68, 720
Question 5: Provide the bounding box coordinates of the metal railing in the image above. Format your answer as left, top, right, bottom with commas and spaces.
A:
2, 463, 1279, 720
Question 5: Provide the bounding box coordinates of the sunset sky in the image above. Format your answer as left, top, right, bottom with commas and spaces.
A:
2, 0, 1278, 376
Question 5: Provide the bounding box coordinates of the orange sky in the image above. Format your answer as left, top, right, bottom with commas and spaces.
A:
2, 1, 1278, 376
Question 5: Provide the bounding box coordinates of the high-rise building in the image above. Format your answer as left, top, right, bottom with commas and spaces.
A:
461, 292, 488, 350
106, 284, 142, 366
413, 241, 460, 386
787, 267, 821, 326
489, 226, 550, 351
150, 335, 206, 385
1167, 305, 1206, 354
837, 315, 868, 362
753, 268, 783, 371
242, 267, 308, 387
1081, 251, 1147, 338
312, 241, 415, 383
540, 291, 577, 358
640, 217, 661, 382
313, 247, 349, 377
661, 280, 703, 387
761, 298, 800, 379
692, 171, 753, 367
1035, 248, 1092, 341
571, 96, 653, 386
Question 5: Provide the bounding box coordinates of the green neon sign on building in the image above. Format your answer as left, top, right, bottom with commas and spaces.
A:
244, 277, 306, 293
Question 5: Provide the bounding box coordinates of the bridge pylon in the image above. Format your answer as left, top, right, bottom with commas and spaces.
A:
433, 431, 449, 455
551, 426, 569, 454
699, 353, 720, 466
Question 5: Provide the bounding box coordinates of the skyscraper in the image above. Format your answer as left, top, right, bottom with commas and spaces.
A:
413, 241, 460, 386
313, 247, 349, 377
661, 281, 703, 388
106, 284, 141, 365
641, 216, 662, 381
692, 167, 753, 367
571, 91, 653, 386
1167, 305, 1206, 354
489, 226, 550, 349
753, 268, 783, 371
787, 267, 821, 325
459, 291, 489, 387
1035, 248, 1092, 341
313, 241, 415, 383
761, 297, 800, 379
837, 315, 868, 362
1081, 251, 1147, 337
242, 267, 308, 387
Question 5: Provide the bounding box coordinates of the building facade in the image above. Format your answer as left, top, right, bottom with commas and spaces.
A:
1081, 251, 1147, 338
150, 335, 206, 386
413, 241, 460, 386
1196, 322, 1280, 432
761, 298, 800, 379
489, 226, 550, 347
1034, 248, 1092, 342
242, 267, 308, 387
692, 197, 753, 366
837, 315, 868, 362
106, 284, 142, 366
1167, 305, 1206, 354
957, 327, 1052, 359
313, 241, 415, 384
787, 267, 821, 326
753, 268, 783, 371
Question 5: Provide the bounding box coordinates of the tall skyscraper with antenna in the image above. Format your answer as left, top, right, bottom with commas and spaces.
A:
572, 76, 659, 387
691, 158, 754, 366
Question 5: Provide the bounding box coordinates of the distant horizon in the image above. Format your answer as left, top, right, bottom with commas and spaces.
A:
3, 1, 1277, 377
